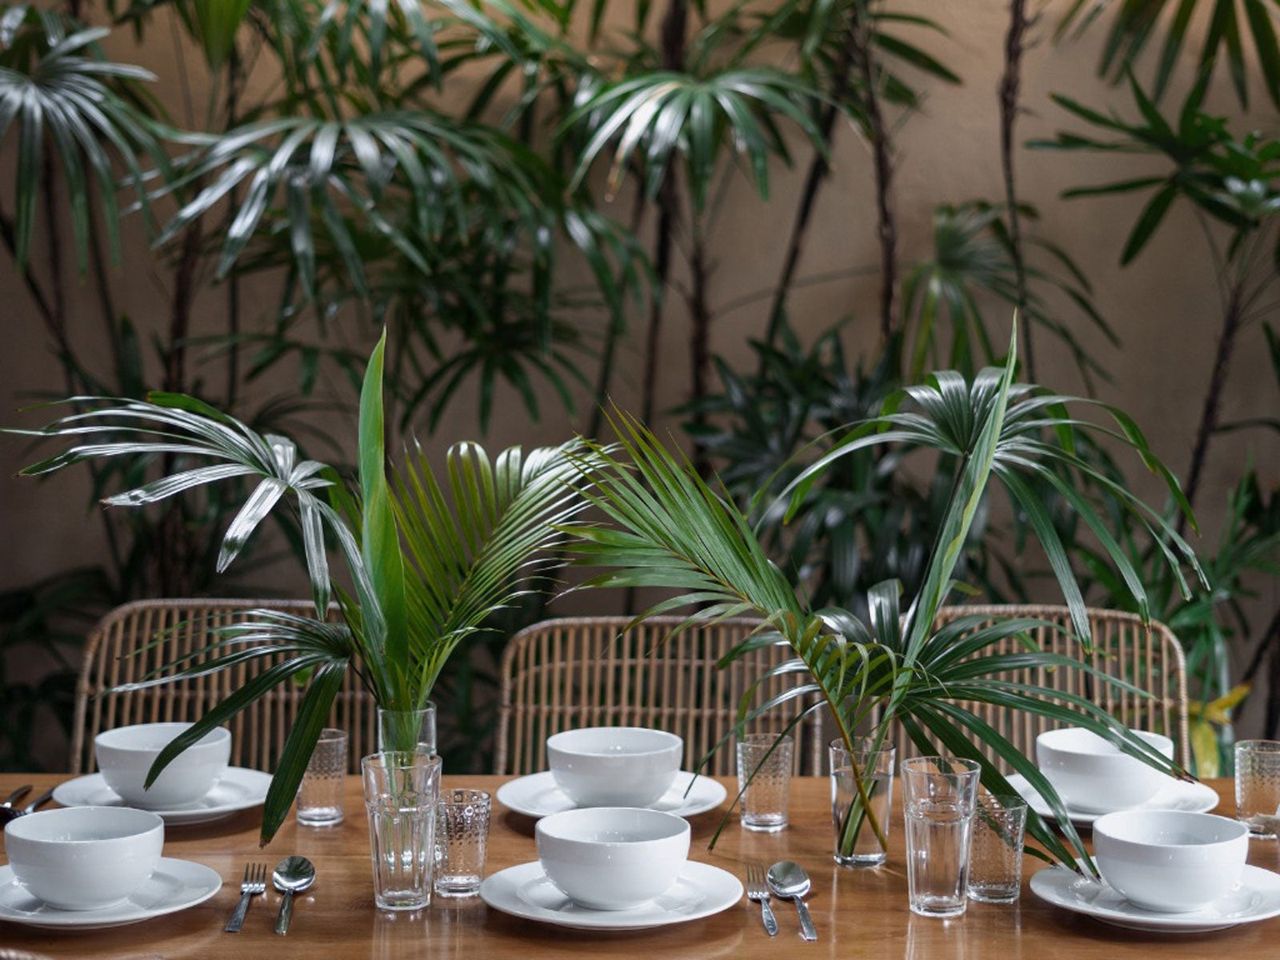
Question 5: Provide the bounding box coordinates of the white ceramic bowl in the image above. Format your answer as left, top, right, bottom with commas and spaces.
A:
1035, 727, 1173, 813
1093, 810, 1248, 913
4, 806, 164, 910
536, 807, 690, 910
547, 727, 682, 808
95, 722, 231, 808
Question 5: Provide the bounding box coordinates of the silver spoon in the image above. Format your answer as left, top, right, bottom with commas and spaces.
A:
272, 856, 316, 935
0, 786, 54, 826
1, 785, 31, 809
767, 860, 817, 942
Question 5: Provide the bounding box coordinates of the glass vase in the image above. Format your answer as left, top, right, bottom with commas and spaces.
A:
362, 750, 442, 911
830, 736, 896, 867
377, 705, 437, 755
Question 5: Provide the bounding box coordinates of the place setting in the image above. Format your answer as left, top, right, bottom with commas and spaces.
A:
52, 722, 271, 826
1028, 727, 1280, 933
495, 727, 727, 819
483, 726, 742, 931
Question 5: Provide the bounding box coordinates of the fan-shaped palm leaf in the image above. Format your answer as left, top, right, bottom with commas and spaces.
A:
561, 68, 825, 209
1058, 0, 1280, 109
0, 6, 162, 269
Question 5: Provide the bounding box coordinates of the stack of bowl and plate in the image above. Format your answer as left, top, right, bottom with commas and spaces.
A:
1026, 726, 1280, 933
0, 722, 270, 930
483, 726, 741, 931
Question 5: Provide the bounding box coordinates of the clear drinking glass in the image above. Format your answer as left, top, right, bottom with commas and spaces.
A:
434, 789, 491, 897
737, 734, 793, 832
901, 756, 981, 918
362, 750, 442, 911
377, 705, 437, 755
1235, 740, 1280, 837
967, 794, 1028, 903
296, 728, 347, 826
830, 737, 895, 867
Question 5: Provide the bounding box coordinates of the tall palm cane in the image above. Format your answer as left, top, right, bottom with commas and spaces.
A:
568, 323, 1205, 868
11, 331, 599, 842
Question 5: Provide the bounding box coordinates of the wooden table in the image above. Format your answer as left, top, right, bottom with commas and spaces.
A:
0, 775, 1274, 959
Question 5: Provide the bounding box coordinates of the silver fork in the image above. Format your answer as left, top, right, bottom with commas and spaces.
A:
225, 863, 267, 933
745, 861, 778, 937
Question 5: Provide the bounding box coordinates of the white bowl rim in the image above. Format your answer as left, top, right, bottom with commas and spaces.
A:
546, 727, 682, 759
1037, 727, 1172, 757
96, 722, 230, 753
537, 807, 690, 846
5, 805, 164, 844
1094, 810, 1248, 849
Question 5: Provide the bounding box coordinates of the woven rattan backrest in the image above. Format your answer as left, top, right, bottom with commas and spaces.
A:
70, 599, 377, 774
495, 617, 825, 776
496, 607, 1189, 778
879, 604, 1190, 768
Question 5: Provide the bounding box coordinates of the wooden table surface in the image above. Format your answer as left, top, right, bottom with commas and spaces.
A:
0, 774, 1275, 959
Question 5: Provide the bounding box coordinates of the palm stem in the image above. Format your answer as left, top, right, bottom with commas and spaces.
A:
999, 0, 1035, 380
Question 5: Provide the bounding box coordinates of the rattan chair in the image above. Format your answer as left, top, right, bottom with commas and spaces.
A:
70, 599, 377, 775
495, 616, 826, 776
495, 606, 1190, 777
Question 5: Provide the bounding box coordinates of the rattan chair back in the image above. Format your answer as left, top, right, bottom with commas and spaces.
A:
70, 599, 376, 775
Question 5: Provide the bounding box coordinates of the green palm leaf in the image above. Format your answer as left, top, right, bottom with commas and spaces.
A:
0, 8, 162, 269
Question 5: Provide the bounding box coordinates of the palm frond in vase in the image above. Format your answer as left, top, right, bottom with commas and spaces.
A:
10, 331, 599, 842
567, 322, 1206, 869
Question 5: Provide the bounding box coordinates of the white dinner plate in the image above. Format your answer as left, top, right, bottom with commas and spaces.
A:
496, 771, 727, 820
480, 860, 742, 931
1006, 773, 1219, 825
52, 767, 272, 825
0, 858, 223, 930
1030, 862, 1280, 933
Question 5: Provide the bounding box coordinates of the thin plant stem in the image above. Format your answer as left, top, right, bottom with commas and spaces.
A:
999, 0, 1035, 379
849, 0, 898, 342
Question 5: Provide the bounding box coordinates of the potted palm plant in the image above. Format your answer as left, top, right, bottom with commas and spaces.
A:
13, 331, 598, 844
568, 324, 1205, 868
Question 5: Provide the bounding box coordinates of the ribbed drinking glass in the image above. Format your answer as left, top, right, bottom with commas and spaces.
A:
362, 750, 442, 911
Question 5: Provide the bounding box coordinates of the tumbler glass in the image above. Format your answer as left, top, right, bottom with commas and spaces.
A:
434, 788, 491, 897
1236, 740, 1280, 837
967, 794, 1028, 903
736, 734, 793, 832
296, 728, 347, 826
363, 750, 442, 911
901, 756, 981, 918
830, 737, 895, 867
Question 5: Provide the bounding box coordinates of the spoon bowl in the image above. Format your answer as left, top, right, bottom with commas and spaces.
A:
272, 855, 316, 935
767, 860, 817, 941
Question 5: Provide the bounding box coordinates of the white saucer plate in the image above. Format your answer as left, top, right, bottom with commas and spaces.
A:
52, 767, 272, 824
0, 858, 223, 930
1006, 773, 1218, 825
480, 860, 742, 931
496, 771, 727, 819
1031, 862, 1280, 933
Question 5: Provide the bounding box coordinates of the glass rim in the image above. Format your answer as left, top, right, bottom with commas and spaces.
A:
737, 733, 793, 747
976, 793, 1028, 813
828, 736, 894, 756
900, 756, 981, 775
439, 788, 491, 805
315, 727, 347, 742
1235, 740, 1280, 750
360, 749, 441, 771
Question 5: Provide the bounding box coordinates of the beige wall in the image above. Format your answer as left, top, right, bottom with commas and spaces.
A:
1, 3, 1276, 716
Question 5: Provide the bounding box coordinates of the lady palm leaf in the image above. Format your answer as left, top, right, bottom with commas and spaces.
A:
570, 324, 1197, 870
0, 6, 162, 269
153, 111, 558, 298
1058, 0, 1280, 109
561, 68, 825, 209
